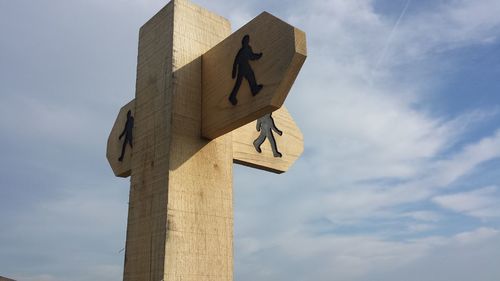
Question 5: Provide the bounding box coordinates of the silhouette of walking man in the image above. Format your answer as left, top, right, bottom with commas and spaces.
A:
229, 34, 263, 106
118, 110, 134, 162
253, 113, 283, 157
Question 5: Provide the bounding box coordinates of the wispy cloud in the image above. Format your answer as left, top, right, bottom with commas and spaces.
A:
235, 225, 500, 281
235, 0, 500, 280
433, 186, 500, 219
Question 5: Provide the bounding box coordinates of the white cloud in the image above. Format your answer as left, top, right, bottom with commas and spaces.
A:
269, 0, 500, 223
433, 186, 500, 219
297, 125, 500, 228
235, 0, 500, 280
281, 0, 500, 189
396, 0, 500, 60
15, 274, 60, 281
13, 265, 123, 281
236, 226, 500, 281
1, 183, 128, 281
425, 130, 500, 186
0, 95, 105, 147
453, 227, 500, 243
402, 210, 442, 222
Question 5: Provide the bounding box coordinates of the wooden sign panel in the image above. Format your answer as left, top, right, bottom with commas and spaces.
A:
232, 106, 303, 173
202, 12, 307, 140
107, 100, 304, 175
106, 100, 134, 177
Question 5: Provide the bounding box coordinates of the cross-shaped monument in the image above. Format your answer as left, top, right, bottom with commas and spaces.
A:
106, 0, 306, 280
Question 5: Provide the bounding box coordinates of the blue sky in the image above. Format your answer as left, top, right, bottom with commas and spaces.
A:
1, 0, 500, 280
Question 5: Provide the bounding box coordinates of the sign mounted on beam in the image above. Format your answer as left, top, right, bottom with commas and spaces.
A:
202, 12, 307, 140
107, 100, 135, 178
107, 101, 305, 175
232, 106, 303, 173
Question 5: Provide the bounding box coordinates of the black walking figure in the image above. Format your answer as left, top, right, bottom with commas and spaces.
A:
253, 113, 283, 158
118, 110, 134, 162
228, 34, 263, 106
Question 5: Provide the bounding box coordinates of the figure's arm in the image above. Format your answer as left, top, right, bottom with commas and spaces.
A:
129, 118, 135, 143
232, 52, 239, 78
119, 120, 128, 139
272, 126, 283, 135
249, 46, 262, 60
256, 119, 262, 131
271, 118, 282, 135
119, 129, 125, 140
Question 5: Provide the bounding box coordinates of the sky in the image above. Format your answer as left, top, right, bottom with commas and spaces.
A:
1, 0, 500, 280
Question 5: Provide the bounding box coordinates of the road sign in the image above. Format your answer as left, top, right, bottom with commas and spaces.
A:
108, 101, 304, 176
107, 100, 134, 177
202, 12, 306, 139
105, 0, 306, 280
232, 106, 303, 173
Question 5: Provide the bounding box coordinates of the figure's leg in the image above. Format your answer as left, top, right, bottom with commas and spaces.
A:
245, 70, 263, 96
118, 140, 127, 161
229, 75, 243, 105
268, 132, 282, 157
253, 133, 266, 153
128, 137, 133, 148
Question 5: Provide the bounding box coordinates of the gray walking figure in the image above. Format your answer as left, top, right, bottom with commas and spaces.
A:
253, 113, 283, 157
118, 110, 134, 162
228, 34, 263, 106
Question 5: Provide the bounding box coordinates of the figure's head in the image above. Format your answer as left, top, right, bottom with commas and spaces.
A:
242, 35, 250, 46
127, 110, 132, 117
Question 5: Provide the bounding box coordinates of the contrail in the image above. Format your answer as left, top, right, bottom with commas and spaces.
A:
374, 0, 412, 71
